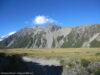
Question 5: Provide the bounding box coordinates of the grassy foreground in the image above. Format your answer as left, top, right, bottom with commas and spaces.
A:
0, 48, 100, 61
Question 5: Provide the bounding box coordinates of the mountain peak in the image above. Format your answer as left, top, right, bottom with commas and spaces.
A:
48, 24, 61, 31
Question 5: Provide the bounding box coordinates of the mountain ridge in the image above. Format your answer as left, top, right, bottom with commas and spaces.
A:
0, 24, 100, 48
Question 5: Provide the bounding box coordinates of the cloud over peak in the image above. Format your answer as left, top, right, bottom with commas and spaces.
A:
33, 16, 55, 25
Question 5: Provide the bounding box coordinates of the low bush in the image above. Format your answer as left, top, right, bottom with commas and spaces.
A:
80, 59, 90, 67
60, 60, 66, 66
67, 63, 74, 68
95, 53, 100, 56
87, 67, 100, 75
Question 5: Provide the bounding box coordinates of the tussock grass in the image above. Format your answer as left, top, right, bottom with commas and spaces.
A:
0, 48, 100, 61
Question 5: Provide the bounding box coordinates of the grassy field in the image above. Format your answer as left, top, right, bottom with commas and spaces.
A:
0, 48, 100, 61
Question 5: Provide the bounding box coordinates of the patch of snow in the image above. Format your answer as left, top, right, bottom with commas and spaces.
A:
0, 31, 16, 41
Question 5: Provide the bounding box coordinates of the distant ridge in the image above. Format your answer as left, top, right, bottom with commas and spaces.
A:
0, 24, 100, 48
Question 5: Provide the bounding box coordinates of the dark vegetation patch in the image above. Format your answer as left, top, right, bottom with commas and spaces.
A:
52, 38, 56, 48
57, 36, 64, 42
60, 60, 74, 68
87, 67, 100, 75
67, 63, 75, 68
61, 31, 88, 48
90, 40, 100, 48
95, 53, 100, 56
80, 59, 90, 67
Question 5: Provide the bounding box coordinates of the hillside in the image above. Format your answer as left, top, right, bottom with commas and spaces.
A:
0, 24, 100, 48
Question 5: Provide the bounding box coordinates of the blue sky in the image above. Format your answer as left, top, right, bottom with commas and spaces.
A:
0, 0, 100, 36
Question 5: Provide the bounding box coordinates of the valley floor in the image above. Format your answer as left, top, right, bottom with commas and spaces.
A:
0, 48, 100, 61
0, 48, 100, 75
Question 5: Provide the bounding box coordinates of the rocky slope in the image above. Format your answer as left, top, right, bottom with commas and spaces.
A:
0, 24, 100, 48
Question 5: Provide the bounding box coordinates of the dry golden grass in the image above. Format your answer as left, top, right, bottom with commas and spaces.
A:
0, 48, 100, 61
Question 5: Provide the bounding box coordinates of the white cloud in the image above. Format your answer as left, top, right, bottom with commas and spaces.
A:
33, 16, 55, 24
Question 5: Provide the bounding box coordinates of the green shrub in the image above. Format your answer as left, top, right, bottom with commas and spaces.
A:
93, 67, 100, 75
95, 53, 100, 56
67, 63, 74, 68
60, 60, 74, 68
60, 60, 65, 66
80, 59, 90, 67
87, 67, 100, 75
